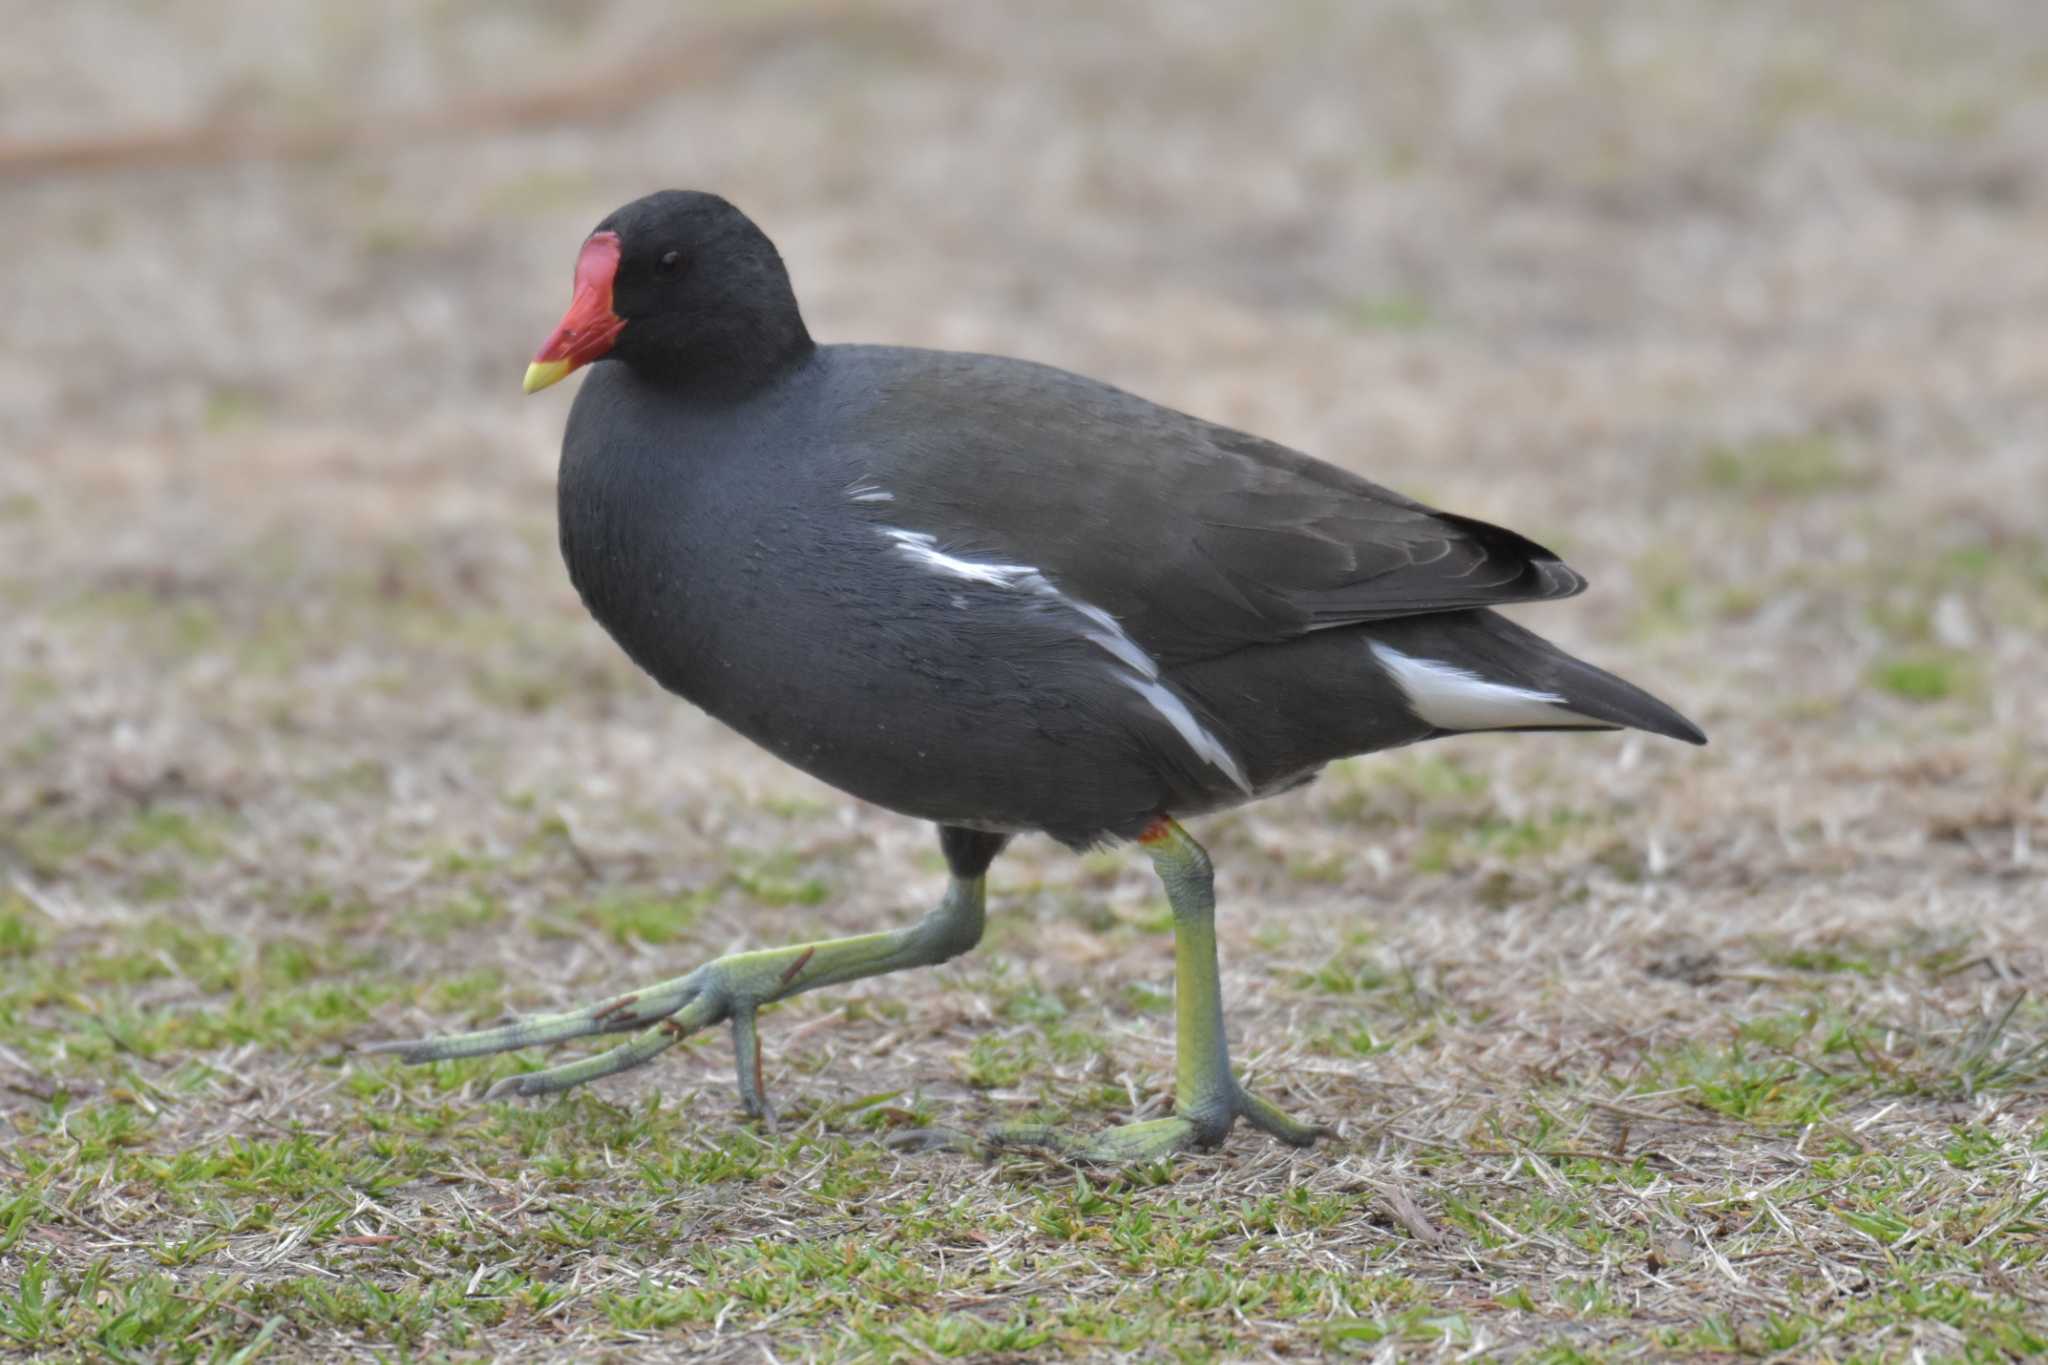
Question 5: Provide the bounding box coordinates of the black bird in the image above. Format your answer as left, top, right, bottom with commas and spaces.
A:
374, 191, 1704, 1161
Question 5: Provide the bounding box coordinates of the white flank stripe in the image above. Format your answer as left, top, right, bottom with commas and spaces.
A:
1369, 642, 1608, 732
847, 483, 896, 503
886, 530, 1038, 588
1063, 599, 1159, 679
882, 526, 1247, 790
1122, 677, 1252, 793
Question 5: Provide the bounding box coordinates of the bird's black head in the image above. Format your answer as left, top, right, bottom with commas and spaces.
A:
525, 190, 812, 402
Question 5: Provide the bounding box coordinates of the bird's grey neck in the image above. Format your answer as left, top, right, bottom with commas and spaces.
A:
628, 328, 816, 406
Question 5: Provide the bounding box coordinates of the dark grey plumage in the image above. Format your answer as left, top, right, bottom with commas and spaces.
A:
557, 243, 1700, 849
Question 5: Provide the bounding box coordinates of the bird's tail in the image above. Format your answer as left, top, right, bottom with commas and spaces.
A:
1364, 609, 1706, 745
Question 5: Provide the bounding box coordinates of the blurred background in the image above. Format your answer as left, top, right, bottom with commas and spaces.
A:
7, 0, 2042, 917
4, 1, 2046, 1356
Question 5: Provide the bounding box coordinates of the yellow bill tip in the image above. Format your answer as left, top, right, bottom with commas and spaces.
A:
523, 359, 572, 395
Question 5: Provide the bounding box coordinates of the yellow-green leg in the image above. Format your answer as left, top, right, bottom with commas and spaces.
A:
994, 818, 1325, 1162
368, 827, 1008, 1115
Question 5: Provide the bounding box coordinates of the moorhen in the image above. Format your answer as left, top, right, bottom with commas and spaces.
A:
374, 191, 1704, 1161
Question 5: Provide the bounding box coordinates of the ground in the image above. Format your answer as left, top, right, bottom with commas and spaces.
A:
4, 1, 2047, 1359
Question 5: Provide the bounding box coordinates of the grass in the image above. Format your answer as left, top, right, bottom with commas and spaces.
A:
1344, 294, 1433, 332
1700, 433, 1865, 498
1872, 651, 1974, 702
22, 516, 2022, 1358
7, 831, 2045, 1359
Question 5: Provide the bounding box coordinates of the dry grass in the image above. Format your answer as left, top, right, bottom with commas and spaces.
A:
4, 0, 2047, 1358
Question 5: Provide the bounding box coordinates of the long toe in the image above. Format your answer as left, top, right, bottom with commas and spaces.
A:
970, 1085, 1326, 1166
483, 1019, 693, 1097
364, 972, 714, 1064
986, 1117, 1205, 1165
1235, 1088, 1328, 1147
883, 1126, 985, 1156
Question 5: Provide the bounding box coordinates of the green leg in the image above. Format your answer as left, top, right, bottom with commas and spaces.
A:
368, 828, 1007, 1115
994, 819, 1325, 1162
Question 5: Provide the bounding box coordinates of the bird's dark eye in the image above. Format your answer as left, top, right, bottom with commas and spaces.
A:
654, 250, 684, 278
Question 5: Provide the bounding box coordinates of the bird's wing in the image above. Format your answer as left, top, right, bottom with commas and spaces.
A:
848, 349, 1585, 666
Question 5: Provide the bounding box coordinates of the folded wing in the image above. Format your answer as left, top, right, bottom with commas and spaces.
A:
855, 351, 1585, 667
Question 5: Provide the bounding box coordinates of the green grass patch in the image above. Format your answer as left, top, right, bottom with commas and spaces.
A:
1632, 996, 2048, 1123
1871, 651, 1975, 702
1344, 294, 1432, 331
1701, 433, 1864, 498
0, 891, 48, 958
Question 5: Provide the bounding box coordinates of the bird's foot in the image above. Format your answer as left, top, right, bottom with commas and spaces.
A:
364, 898, 989, 1115
364, 951, 792, 1114
985, 1082, 1327, 1164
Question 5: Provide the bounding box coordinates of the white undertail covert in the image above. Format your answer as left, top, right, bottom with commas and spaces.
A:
1369, 642, 1608, 732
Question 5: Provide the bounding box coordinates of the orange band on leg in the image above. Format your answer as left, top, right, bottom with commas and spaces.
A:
1137, 816, 1175, 846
